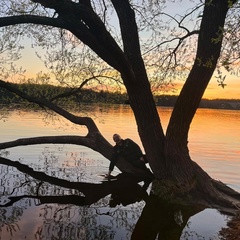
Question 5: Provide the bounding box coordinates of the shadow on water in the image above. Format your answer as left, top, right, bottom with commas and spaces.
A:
0, 154, 228, 240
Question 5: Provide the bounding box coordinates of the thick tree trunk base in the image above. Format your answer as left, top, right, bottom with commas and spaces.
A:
151, 161, 240, 215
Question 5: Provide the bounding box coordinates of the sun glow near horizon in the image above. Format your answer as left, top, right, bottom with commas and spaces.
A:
172, 76, 240, 100
203, 80, 240, 100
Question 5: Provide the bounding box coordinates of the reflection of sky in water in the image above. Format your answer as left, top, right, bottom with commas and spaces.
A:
181, 209, 229, 239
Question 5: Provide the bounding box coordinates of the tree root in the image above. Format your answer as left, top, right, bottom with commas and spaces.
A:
151, 175, 240, 216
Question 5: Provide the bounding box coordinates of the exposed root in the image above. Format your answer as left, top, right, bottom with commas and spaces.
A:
151, 175, 240, 216
211, 179, 240, 199
151, 177, 202, 205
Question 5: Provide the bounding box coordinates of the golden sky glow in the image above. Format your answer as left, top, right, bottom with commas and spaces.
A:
204, 79, 240, 99
173, 76, 239, 100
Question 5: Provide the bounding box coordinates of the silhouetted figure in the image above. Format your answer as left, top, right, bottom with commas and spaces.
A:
107, 134, 149, 177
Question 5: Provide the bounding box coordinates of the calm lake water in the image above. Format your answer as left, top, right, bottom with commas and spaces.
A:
0, 105, 239, 239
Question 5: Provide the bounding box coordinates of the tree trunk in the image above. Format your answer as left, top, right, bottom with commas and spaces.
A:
166, 0, 230, 150
163, 0, 229, 182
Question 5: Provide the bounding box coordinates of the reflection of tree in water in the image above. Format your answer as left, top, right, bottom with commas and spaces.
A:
0, 206, 22, 237
0, 148, 146, 239
36, 146, 102, 183
0, 148, 222, 240
33, 198, 144, 240
36, 204, 115, 239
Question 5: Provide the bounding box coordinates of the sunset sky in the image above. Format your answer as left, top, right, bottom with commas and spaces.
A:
203, 77, 239, 99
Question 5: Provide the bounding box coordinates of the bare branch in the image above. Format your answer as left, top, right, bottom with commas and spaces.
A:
0, 14, 65, 28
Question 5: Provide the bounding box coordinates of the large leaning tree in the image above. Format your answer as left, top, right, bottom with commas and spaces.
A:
0, 0, 240, 211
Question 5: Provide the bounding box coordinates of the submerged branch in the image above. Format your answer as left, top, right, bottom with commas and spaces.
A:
1, 195, 87, 207
0, 156, 149, 207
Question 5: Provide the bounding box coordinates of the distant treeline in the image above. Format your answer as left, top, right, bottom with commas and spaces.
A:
0, 83, 239, 110
155, 95, 240, 110
0, 83, 128, 106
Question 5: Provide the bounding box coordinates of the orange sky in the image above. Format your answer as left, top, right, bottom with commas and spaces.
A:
173, 76, 240, 100
203, 79, 240, 99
